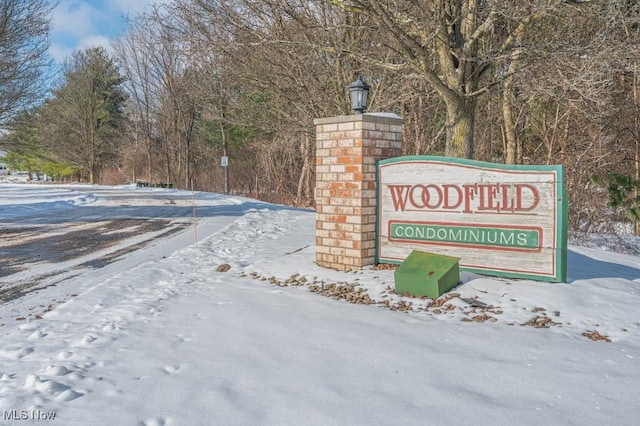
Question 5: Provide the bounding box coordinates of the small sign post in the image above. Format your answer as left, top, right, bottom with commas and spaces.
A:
221, 156, 229, 194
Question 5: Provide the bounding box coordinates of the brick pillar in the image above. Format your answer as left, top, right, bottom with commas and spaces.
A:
314, 113, 403, 271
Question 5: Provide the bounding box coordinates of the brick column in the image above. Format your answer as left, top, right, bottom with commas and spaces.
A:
314, 113, 403, 271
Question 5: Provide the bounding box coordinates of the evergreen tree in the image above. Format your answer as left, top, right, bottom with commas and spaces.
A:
41, 47, 128, 183
3, 109, 78, 181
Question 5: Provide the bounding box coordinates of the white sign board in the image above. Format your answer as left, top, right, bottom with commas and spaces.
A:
221, 156, 229, 167
377, 156, 568, 282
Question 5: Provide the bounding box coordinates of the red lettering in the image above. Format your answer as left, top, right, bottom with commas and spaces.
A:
442, 184, 463, 209
409, 184, 426, 209
500, 184, 515, 212
478, 184, 500, 211
388, 185, 411, 211
387, 182, 540, 213
424, 184, 443, 209
463, 184, 477, 214
516, 184, 540, 211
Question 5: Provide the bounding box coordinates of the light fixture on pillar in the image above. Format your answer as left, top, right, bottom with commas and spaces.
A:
349, 77, 370, 114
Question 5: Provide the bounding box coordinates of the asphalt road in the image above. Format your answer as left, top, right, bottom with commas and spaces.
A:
0, 187, 198, 303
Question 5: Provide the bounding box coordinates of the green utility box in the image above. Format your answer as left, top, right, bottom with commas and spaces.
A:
394, 250, 461, 298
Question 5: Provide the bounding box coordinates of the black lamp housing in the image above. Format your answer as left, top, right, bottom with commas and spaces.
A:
349, 77, 370, 114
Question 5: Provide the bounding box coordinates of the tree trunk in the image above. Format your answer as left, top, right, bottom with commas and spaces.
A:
90, 161, 100, 184
146, 136, 152, 182
296, 134, 311, 206
444, 101, 474, 159
634, 62, 639, 236
132, 132, 138, 183
503, 86, 517, 165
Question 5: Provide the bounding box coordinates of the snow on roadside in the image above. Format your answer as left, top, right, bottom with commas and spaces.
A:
0, 185, 639, 425
206, 210, 640, 344
0, 184, 97, 220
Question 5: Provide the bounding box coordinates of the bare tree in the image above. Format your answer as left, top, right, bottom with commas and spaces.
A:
101, 0, 640, 240
328, 1, 593, 160
0, 0, 54, 125
172, 0, 392, 204
113, 21, 160, 183
116, 6, 204, 189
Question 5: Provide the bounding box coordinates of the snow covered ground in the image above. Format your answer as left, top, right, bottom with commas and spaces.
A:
0, 183, 639, 425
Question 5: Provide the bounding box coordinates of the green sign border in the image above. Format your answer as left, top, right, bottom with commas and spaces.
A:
376, 156, 568, 283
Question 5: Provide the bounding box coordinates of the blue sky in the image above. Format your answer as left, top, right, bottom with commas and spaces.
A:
50, 0, 158, 63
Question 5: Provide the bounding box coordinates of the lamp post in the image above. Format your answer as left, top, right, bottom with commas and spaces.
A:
349, 77, 370, 114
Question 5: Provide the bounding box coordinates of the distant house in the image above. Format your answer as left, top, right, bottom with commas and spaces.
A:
0, 150, 7, 176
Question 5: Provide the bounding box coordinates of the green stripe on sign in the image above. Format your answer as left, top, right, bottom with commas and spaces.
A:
390, 223, 540, 249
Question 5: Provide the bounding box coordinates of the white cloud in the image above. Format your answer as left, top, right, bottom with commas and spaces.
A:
49, 44, 74, 64
52, 0, 106, 39
50, 1, 101, 62
78, 34, 113, 51
49, 0, 166, 64
50, 1, 121, 63
107, 0, 158, 16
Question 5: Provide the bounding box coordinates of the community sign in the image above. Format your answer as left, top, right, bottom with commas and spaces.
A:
376, 156, 568, 282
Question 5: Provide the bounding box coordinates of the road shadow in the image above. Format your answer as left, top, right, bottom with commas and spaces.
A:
1, 195, 309, 225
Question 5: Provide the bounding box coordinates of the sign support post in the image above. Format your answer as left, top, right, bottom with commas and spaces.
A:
221, 155, 229, 195
314, 113, 403, 271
